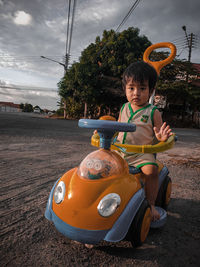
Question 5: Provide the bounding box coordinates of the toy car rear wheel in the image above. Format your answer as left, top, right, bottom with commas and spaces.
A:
155, 176, 172, 210
127, 199, 151, 247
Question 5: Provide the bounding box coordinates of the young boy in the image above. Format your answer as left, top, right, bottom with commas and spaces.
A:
117, 61, 172, 221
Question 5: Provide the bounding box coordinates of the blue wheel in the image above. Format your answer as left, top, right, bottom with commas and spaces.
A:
126, 199, 151, 247
155, 176, 172, 210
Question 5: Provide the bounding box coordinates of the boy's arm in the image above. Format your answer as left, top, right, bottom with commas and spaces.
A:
153, 109, 172, 142
118, 104, 125, 122
118, 112, 121, 122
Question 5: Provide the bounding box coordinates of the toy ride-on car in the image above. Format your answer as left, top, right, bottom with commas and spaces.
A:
45, 118, 176, 247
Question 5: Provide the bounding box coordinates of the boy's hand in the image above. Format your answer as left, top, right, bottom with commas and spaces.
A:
154, 122, 172, 142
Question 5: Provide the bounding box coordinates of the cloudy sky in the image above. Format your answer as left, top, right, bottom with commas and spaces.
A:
0, 0, 199, 110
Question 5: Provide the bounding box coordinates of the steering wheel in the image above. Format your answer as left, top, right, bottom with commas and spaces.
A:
87, 116, 176, 153
143, 42, 176, 75
78, 119, 136, 149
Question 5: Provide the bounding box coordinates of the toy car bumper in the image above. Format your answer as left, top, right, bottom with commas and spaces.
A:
45, 179, 109, 244
45, 179, 145, 244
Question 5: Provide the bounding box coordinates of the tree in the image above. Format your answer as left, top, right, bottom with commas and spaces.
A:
22, 103, 33, 112
149, 51, 200, 124
95, 28, 151, 77
58, 27, 152, 118
156, 58, 200, 105
19, 103, 24, 110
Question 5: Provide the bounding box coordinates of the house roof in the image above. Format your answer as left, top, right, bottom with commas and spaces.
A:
192, 63, 200, 87
0, 102, 20, 108
192, 63, 200, 74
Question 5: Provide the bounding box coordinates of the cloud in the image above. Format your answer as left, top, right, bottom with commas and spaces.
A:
13, 10, 32, 26
0, 80, 59, 109
0, 0, 200, 110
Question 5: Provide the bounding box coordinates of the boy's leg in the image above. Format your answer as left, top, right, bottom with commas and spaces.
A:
141, 164, 160, 221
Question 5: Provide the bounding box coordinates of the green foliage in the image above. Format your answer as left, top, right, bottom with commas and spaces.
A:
64, 97, 84, 118
19, 103, 24, 110
22, 103, 33, 112
58, 27, 152, 118
56, 108, 64, 116
156, 58, 200, 106
57, 26, 199, 120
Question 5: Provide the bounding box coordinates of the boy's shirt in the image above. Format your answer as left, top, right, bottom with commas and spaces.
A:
118, 102, 157, 146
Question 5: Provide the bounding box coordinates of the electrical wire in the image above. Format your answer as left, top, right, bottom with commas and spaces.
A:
68, 0, 77, 59
65, 0, 77, 69
66, 0, 71, 59
0, 85, 57, 92
96, 0, 142, 57
116, 0, 141, 32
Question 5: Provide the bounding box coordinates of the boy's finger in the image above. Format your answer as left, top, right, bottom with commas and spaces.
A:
160, 122, 166, 132
153, 126, 158, 133
163, 125, 170, 133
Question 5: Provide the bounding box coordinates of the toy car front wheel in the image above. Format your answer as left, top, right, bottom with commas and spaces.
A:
156, 176, 172, 210
127, 199, 151, 247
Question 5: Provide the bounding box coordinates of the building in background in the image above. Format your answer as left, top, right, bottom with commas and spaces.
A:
0, 102, 21, 112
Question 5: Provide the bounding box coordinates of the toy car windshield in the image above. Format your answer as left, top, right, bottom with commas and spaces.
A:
77, 150, 124, 180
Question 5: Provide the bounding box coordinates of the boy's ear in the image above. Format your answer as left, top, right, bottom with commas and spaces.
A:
149, 89, 155, 105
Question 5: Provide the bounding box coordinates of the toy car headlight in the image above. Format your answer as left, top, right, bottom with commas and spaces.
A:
97, 193, 121, 217
54, 181, 65, 204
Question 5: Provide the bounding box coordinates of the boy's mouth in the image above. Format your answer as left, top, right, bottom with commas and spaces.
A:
132, 98, 140, 102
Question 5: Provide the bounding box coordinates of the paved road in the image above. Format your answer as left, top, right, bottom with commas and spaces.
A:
0, 112, 93, 140
1, 111, 199, 140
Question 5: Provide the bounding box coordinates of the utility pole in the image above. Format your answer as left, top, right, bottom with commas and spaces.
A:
182, 26, 194, 63
181, 26, 195, 122
41, 0, 76, 119
182, 26, 195, 85
188, 33, 193, 63
40, 55, 68, 118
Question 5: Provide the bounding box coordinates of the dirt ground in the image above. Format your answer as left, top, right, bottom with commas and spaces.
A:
0, 112, 200, 267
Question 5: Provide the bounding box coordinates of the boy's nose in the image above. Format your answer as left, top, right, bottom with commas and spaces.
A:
133, 88, 140, 95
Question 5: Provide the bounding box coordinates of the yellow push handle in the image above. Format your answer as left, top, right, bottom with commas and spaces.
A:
143, 42, 176, 75
91, 133, 176, 154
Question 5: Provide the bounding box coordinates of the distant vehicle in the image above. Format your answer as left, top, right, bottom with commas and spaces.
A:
33, 108, 40, 113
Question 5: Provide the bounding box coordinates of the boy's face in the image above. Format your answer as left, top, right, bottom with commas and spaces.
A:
125, 79, 150, 107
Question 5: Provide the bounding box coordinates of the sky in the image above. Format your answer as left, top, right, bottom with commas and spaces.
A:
0, 0, 199, 110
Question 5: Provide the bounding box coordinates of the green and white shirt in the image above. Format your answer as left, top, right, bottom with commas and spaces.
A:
118, 102, 157, 146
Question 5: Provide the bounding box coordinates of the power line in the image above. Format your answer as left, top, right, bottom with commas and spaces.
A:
116, 0, 141, 32
170, 36, 187, 42
96, 0, 142, 57
65, 0, 71, 63
68, 0, 77, 59
0, 84, 57, 92
65, 0, 77, 70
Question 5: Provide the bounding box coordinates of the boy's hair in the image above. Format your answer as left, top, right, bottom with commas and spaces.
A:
122, 61, 158, 94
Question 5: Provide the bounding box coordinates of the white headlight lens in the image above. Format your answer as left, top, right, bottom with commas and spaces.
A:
54, 181, 65, 204
97, 193, 121, 217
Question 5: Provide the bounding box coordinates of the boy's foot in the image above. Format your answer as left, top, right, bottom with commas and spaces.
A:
72, 240, 94, 249
151, 205, 160, 221
84, 244, 94, 249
